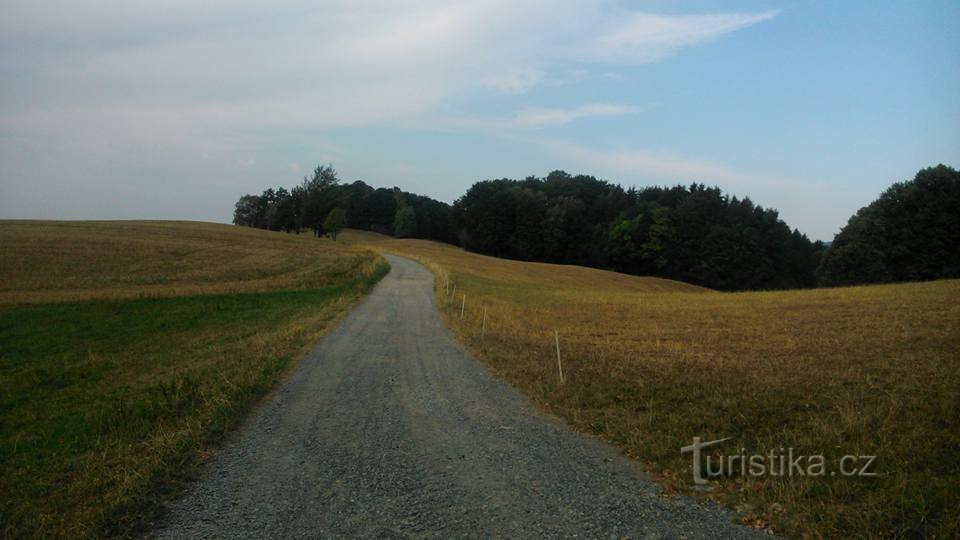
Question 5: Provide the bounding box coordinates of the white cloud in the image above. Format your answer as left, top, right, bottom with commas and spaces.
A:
513, 104, 640, 129
578, 10, 780, 63
431, 103, 639, 131
0, 0, 778, 219
0, 1, 777, 133
483, 67, 546, 94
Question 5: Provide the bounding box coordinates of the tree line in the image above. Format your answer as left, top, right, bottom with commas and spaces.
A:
233, 164, 959, 290
815, 164, 959, 286
232, 165, 457, 244
453, 171, 824, 290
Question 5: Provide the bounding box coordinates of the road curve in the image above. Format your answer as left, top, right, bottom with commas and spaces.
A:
158, 254, 758, 538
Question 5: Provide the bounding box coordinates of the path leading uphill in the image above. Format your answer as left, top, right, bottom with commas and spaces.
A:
158, 254, 758, 538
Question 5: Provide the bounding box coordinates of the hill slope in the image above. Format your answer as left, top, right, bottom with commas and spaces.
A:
341, 229, 707, 294
0, 220, 371, 304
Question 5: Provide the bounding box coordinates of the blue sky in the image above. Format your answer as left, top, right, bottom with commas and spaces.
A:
1, 1, 957, 240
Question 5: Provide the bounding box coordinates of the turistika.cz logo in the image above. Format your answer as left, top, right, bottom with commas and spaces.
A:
681, 437, 877, 485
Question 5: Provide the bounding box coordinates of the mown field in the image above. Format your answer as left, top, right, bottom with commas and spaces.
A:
0, 220, 368, 304
0, 221, 387, 537
347, 231, 960, 538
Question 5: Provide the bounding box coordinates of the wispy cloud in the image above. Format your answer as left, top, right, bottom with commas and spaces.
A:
483, 67, 547, 95
513, 104, 640, 129
578, 10, 780, 63
433, 103, 641, 131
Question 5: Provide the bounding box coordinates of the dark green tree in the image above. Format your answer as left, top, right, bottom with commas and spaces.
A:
393, 205, 417, 238
232, 164, 456, 244
301, 165, 340, 236
233, 194, 266, 228
817, 164, 960, 286
366, 188, 398, 234
455, 174, 820, 290
606, 206, 673, 275
267, 188, 298, 232
323, 207, 346, 241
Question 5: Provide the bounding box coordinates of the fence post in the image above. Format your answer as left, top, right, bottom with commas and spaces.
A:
554, 329, 564, 384
460, 294, 466, 320
481, 307, 487, 344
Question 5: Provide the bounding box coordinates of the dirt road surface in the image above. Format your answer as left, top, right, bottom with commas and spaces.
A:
157, 254, 758, 538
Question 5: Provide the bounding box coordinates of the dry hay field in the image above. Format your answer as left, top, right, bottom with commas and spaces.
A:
0, 221, 386, 537
0, 220, 370, 304
346, 231, 960, 538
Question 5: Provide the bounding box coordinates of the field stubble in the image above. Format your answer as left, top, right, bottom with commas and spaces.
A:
354, 233, 960, 538
0, 220, 364, 304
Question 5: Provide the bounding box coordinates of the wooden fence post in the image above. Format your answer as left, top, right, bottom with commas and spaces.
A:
481, 307, 487, 344
554, 329, 564, 384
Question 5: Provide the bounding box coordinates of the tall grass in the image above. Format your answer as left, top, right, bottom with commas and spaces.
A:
368, 236, 960, 538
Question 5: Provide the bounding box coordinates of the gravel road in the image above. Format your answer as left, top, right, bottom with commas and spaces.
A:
157, 254, 760, 538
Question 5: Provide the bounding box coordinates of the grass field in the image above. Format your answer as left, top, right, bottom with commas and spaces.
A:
0, 221, 387, 537
0, 220, 368, 304
348, 231, 960, 538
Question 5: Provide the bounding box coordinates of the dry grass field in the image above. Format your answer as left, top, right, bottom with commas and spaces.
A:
0, 221, 387, 537
350, 231, 960, 538
0, 220, 366, 304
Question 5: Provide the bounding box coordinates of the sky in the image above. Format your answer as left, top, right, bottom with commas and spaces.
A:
0, 1, 957, 241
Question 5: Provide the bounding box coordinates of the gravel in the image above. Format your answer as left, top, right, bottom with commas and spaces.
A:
156, 254, 762, 539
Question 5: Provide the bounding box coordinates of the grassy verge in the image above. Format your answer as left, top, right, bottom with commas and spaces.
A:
367, 237, 960, 538
0, 221, 389, 537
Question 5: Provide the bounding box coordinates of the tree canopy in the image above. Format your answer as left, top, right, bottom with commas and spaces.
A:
323, 208, 346, 240
393, 205, 417, 238
231, 165, 456, 244
453, 172, 824, 290
233, 163, 957, 291
816, 164, 960, 286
